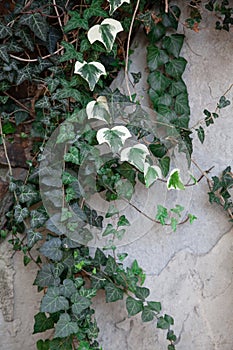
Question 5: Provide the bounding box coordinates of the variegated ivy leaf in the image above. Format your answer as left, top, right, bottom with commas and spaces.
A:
120, 144, 150, 172
86, 96, 110, 122
87, 18, 123, 51
167, 168, 185, 190
97, 126, 131, 153
107, 0, 130, 15
144, 162, 162, 188
74, 61, 106, 91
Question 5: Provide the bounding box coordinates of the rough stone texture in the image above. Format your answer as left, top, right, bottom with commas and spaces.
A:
1, 2, 233, 350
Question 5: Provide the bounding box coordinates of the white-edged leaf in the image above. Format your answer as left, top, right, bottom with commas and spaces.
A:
120, 144, 150, 172
107, 0, 130, 15
86, 96, 110, 122
74, 60, 106, 91
144, 162, 162, 188
88, 18, 123, 51
97, 125, 131, 152
167, 168, 185, 190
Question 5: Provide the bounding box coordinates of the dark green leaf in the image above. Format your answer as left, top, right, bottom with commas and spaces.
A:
50, 338, 73, 350
16, 29, 34, 51
33, 312, 54, 334
165, 57, 187, 78
84, 0, 108, 19
149, 143, 167, 158
162, 34, 184, 57
0, 23, 12, 39
169, 79, 187, 97
40, 238, 63, 262
141, 306, 155, 322
14, 204, 29, 223
19, 184, 38, 203
135, 286, 150, 300
36, 339, 50, 350
0, 45, 9, 63
41, 287, 69, 313
147, 46, 169, 71
147, 301, 161, 312
54, 313, 79, 338
167, 329, 177, 342
59, 279, 77, 298
34, 264, 61, 287
126, 296, 143, 316
175, 93, 190, 115
30, 210, 47, 228
105, 282, 124, 302
59, 41, 83, 62
19, 13, 49, 41
196, 126, 205, 143
161, 5, 181, 29
27, 229, 43, 248
148, 23, 166, 43
2, 121, 16, 134
157, 316, 170, 329
104, 255, 118, 275
117, 215, 130, 227
148, 71, 171, 94
71, 295, 91, 315
64, 11, 89, 32
158, 156, 170, 177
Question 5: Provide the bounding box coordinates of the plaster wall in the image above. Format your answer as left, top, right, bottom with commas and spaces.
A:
0, 2, 233, 350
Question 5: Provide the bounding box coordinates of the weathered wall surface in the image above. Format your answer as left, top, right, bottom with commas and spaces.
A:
0, 2, 233, 350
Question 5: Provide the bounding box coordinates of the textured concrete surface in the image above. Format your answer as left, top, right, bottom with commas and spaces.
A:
0, 2, 233, 350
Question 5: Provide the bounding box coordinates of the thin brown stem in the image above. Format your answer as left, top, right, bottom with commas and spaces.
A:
125, 0, 140, 101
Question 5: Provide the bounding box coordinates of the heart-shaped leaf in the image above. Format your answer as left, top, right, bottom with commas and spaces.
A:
167, 168, 185, 190
88, 18, 123, 51
120, 144, 150, 172
86, 96, 110, 122
74, 61, 106, 91
97, 125, 131, 152
107, 0, 130, 15
144, 162, 162, 188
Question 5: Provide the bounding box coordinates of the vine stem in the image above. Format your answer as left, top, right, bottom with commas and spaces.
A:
125, 0, 140, 101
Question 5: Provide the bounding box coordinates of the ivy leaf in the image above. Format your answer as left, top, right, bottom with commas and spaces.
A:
217, 95, 231, 109
33, 312, 54, 334
104, 255, 118, 275
74, 61, 106, 91
175, 92, 190, 115
196, 126, 205, 143
147, 301, 161, 312
36, 339, 50, 350
19, 184, 38, 203
41, 287, 69, 313
169, 79, 187, 97
149, 143, 167, 158
105, 205, 119, 218
126, 296, 143, 316
54, 313, 79, 338
64, 11, 89, 32
165, 57, 187, 78
71, 295, 91, 315
115, 179, 134, 200
49, 338, 73, 350
157, 314, 174, 329
0, 23, 12, 39
148, 71, 171, 94
62, 172, 78, 185
147, 46, 169, 71
59, 41, 83, 62
144, 163, 162, 188
19, 13, 49, 41
120, 144, 150, 172
40, 238, 63, 262
14, 204, 29, 223
141, 306, 155, 322
167, 168, 185, 190
88, 19, 123, 51
107, 0, 130, 15
56, 123, 76, 144
34, 264, 61, 287
84, 0, 108, 20
102, 224, 116, 237
64, 146, 80, 165
117, 215, 130, 227
135, 286, 150, 300
86, 96, 110, 122
16, 66, 33, 85
97, 126, 131, 152
162, 34, 185, 58
16, 29, 34, 51
155, 205, 168, 225
171, 217, 178, 231
30, 210, 47, 228
105, 282, 124, 302
27, 229, 43, 248
0, 45, 9, 63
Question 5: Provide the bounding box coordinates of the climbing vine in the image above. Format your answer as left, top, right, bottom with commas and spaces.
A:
0, 1, 232, 350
